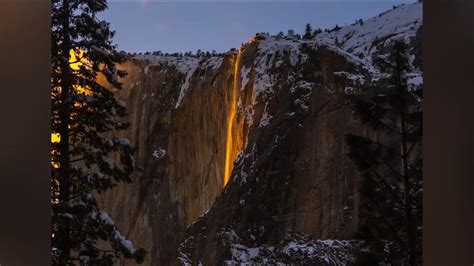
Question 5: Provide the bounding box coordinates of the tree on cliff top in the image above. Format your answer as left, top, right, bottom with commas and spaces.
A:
345, 41, 422, 265
303, 23, 313, 39
313, 28, 323, 38
51, 0, 145, 264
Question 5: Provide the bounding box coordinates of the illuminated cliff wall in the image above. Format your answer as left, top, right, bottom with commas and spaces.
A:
99, 3, 423, 265
98, 47, 255, 265
100, 39, 366, 266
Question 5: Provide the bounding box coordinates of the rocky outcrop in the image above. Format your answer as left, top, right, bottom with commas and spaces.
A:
99, 3, 422, 265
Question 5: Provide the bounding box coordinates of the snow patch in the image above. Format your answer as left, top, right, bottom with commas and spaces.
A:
152, 148, 167, 160
316, 2, 422, 71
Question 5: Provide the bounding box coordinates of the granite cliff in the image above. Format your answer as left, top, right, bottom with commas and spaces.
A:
99, 3, 422, 265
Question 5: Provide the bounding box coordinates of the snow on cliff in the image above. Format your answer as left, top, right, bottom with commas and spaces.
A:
133, 2, 422, 109
134, 55, 223, 108
316, 2, 422, 71
219, 231, 358, 265
252, 2, 422, 92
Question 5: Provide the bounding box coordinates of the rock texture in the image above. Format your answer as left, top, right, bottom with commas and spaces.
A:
99, 3, 422, 265
99, 55, 238, 265
177, 42, 371, 265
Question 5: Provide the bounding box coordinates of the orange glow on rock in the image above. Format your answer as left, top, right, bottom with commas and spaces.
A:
69, 49, 84, 71
51, 161, 60, 169
70, 49, 92, 96
51, 49, 90, 171
51, 133, 61, 143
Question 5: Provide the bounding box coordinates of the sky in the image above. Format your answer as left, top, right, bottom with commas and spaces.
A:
101, 0, 416, 53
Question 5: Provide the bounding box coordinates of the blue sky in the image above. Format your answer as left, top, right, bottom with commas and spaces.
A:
102, 0, 416, 53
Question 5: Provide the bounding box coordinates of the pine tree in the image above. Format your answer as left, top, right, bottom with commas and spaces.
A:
51, 0, 145, 264
287, 29, 295, 38
303, 23, 313, 39
312, 28, 322, 38
345, 41, 422, 265
276, 31, 285, 39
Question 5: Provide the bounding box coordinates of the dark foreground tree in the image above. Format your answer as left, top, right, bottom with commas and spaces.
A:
345, 41, 422, 265
51, 0, 145, 264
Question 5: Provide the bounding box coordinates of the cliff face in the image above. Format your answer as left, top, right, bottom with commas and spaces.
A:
100, 3, 422, 265
177, 40, 372, 265
99, 54, 237, 265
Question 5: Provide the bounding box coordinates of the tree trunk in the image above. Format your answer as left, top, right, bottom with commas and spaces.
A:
395, 46, 417, 265
58, 0, 71, 262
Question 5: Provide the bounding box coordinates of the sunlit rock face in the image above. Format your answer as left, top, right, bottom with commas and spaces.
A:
99, 53, 243, 265
103, 46, 366, 265
99, 3, 422, 265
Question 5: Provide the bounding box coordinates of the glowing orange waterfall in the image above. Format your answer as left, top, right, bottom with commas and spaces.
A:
224, 50, 242, 187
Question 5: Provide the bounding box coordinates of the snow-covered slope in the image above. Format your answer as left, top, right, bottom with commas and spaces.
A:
316, 2, 422, 72
222, 232, 358, 265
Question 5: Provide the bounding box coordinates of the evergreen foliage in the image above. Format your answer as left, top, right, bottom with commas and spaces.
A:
51, 0, 145, 264
330, 24, 342, 32
287, 29, 295, 38
345, 41, 423, 265
276, 31, 285, 39
303, 23, 313, 39
313, 28, 322, 37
